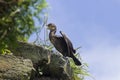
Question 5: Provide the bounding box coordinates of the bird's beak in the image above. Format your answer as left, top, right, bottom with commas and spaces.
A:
46, 24, 48, 26
46, 24, 50, 29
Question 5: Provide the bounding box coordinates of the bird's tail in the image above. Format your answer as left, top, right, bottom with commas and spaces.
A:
71, 54, 81, 66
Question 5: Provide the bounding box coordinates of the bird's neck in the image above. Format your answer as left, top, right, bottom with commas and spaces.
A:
49, 30, 56, 37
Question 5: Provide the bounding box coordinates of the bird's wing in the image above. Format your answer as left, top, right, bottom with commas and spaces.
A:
60, 31, 76, 56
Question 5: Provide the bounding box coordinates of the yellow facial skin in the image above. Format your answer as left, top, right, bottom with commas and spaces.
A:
47, 24, 56, 31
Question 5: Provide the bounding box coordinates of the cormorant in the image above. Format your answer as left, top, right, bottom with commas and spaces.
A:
47, 23, 81, 66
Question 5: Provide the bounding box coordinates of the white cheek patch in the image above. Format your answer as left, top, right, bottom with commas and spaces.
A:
52, 27, 55, 29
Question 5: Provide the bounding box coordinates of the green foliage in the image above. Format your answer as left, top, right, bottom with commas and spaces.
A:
0, 0, 47, 54
70, 54, 90, 80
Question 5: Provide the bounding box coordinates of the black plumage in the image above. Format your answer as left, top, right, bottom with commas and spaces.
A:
47, 23, 81, 65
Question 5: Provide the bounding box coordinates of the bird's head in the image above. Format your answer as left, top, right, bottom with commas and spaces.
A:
46, 23, 56, 31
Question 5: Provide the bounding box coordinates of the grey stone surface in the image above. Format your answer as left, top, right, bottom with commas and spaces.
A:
0, 55, 33, 80
10, 41, 73, 80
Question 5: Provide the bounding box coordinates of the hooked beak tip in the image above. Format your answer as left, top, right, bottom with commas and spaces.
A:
46, 24, 49, 26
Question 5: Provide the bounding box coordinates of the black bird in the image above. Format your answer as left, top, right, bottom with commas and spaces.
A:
47, 23, 81, 65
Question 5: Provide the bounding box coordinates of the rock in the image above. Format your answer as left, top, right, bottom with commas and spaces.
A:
12, 41, 49, 64
0, 55, 34, 80
11, 41, 73, 80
